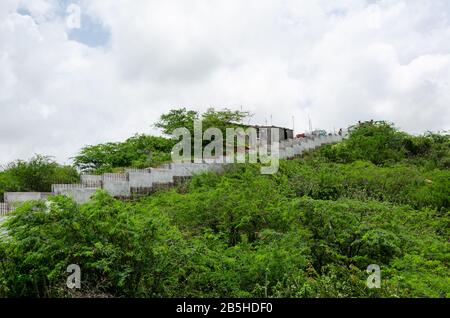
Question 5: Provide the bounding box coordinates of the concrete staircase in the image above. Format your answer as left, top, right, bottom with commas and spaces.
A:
0, 134, 344, 214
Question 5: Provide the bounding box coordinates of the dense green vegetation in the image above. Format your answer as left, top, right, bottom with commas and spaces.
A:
73, 134, 176, 174
0, 155, 79, 201
155, 107, 250, 137
72, 108, 250, 174
319, 121, 449, 169
0, 121, 448, 298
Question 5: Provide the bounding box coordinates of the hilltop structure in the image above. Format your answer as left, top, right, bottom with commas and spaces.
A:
251, 125, 294, 142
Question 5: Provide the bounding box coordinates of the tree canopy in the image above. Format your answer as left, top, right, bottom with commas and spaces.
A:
155, 107, 251, 136
72, 134, 176, 174
0, 155, 79, 201
319, 121, 449, 169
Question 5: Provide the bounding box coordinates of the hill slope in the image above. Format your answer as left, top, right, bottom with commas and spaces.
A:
0, 121, 449, 297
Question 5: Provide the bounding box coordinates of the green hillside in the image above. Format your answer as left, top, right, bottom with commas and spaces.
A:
0, 121, 449, 298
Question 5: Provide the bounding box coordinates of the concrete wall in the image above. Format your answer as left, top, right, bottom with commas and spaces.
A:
102, 173, 128, 182
52, 184, 95, 193
149, 168, 176, 183
102, 180, 131, 197
128, 171, 153, 188
100, 173, 130, 197
0, 131, 344, 206
81, 175, 102, 187
0, 203, 11, 216
293, 143, 303, 155
169, 163, 211, 176
4, 192, 51, 204
129, 165, 204, 195
286, 146, 294, 158
206, 163, 226, 173
125, 168, 151, 173
203, 156, 227, 164
52, 183, 101, 204
166, 163, 192, 177
55, 187, 97, 204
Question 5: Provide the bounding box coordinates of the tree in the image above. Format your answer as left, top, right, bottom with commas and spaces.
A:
154, 108, 199, 136
73, 134, 176, 173
155, 107, 251, 137
202, 107, 252, 133
0, 155, 79, 198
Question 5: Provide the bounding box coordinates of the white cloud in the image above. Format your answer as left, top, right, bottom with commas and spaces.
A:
0, 0, 449, 164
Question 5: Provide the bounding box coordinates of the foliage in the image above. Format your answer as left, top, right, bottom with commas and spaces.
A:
0, 192, 187, 297
73, 134, 175, 173
2, 181, 447, 297
155, 107, 251, 137
0, 155, 79, 201
319, 121, 449, 169
154, 108, 200, 136
0, 120, 449, 298
279, 160, 450, 211
201, 107, 252, 134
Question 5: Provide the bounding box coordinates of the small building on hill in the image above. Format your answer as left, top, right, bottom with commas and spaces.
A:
252, 125, 294, 142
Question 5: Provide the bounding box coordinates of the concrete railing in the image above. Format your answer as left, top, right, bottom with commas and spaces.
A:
0, 203, 12, 216
1, 133, 345, 211
4, 192, 52, 205
52, 184, 88, 193
81, 175, 102, 187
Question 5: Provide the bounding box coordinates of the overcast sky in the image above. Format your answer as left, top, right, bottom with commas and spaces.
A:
1, 0, 449, 164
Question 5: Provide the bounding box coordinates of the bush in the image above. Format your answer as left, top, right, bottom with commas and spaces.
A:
0, 191, 188, 297
279, 159, 450, 210
0, 155, 79, 200
73, 134, 176, 173
1, 120, 448, 298
319, 121, 449, 169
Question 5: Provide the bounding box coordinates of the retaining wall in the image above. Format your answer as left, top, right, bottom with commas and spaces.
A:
128, 171, 153, 188
102, 180, 131, 197
0, 133, 345, 210
4, 192, 51, 205
81, 175, 102, 187
57, 187, 97, 204
0, 203, 11, 216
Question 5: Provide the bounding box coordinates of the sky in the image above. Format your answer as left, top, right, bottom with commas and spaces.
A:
0, 0, 449, 165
